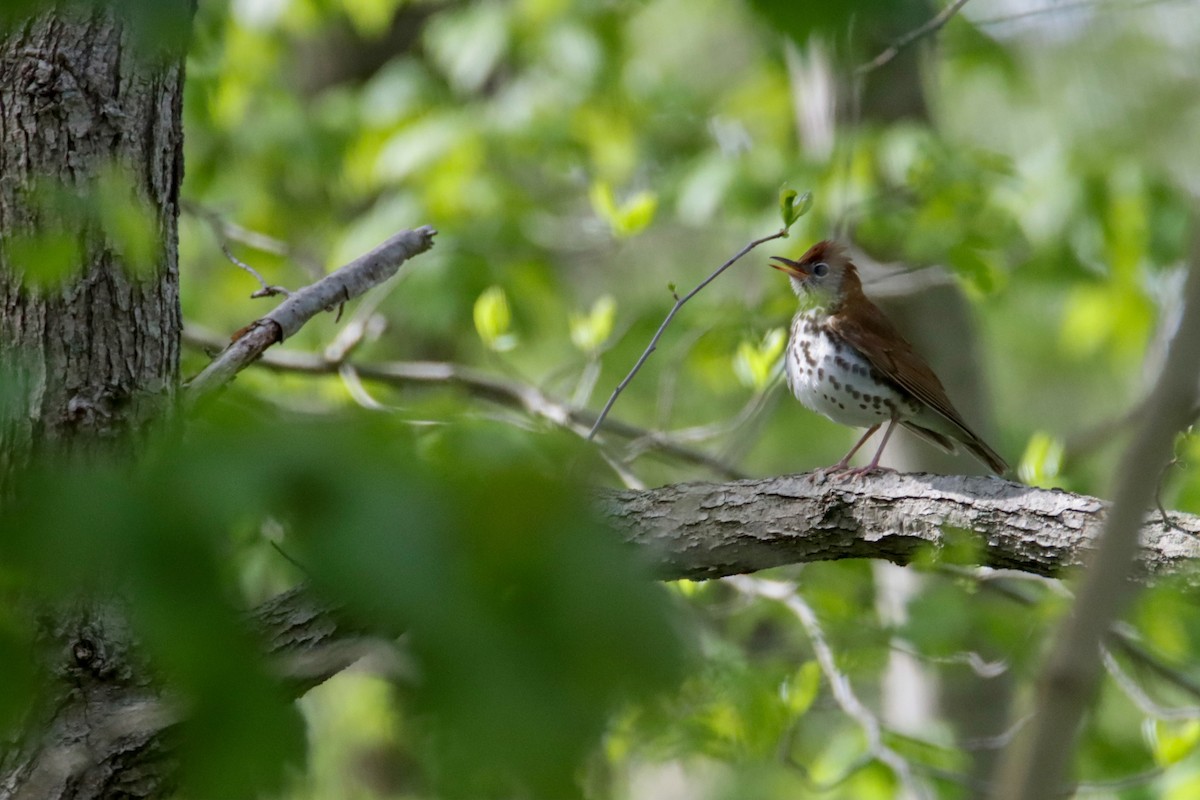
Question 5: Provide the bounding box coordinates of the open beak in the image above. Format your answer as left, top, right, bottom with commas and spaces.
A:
769, 256, 809, 278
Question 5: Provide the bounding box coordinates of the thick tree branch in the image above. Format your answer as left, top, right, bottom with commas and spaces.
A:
603, 472, 1200, 582
185, 227, 437, 401
12, 468, 1200, 800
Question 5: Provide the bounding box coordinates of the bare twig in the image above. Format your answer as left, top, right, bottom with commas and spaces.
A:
991, 229, 1200, 800
219, 240, 291, 299
182, 326, 748, 480
587, 228, 791, 439
182, 200, 324, 276
185, 227, 437, 402
729, 576, 930, 799
855, 0, 972, 76
185, 201, 294, 297
973, 0, 1186, 29
1102, 648, 1200, 721
1106, 629, 1200, 704
941, 565, 1200, 708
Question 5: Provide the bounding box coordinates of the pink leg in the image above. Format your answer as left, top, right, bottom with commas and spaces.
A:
831, 424, 880, 471
842, 416, 900, 478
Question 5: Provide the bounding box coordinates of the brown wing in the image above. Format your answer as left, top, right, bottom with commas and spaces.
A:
827, 296, 965, 424
827, 292, 1009, 475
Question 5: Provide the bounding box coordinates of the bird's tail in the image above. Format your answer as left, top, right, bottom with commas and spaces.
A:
903, 422, 1009, 477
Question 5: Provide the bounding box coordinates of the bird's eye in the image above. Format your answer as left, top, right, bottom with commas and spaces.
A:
812, 262, 829, 277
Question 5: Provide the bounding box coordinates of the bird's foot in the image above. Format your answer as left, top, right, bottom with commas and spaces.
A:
811, 463, 895, 482
838, 464, 895, 480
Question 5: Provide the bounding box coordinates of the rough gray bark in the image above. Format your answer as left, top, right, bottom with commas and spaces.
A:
0, 590, 369, 800
6, 468, 1200, 799
0, 6, 184, 484
7, 471, 1200, 800
185, 226, 438, 401
605, 472, 1200, 582
0, 5, 187, 799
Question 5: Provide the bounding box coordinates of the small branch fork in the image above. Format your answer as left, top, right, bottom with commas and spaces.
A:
855, 0, 973, 77
728, 577, 930, 799
181, 326, 748, 481
587, 227, 791, 439
185, 226, 437, 403
184, 201, 294, 298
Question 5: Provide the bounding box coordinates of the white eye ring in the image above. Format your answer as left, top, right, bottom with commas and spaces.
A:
812, 262, 829, 277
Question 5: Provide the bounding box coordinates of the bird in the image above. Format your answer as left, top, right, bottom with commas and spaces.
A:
770, 240, 1008, 477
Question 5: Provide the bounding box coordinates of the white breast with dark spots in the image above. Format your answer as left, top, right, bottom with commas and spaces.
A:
785, 311, 918, 427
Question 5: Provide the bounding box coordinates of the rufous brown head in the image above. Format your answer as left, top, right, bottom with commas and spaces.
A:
770, 240, 857, 308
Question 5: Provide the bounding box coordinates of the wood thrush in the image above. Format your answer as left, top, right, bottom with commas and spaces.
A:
771, 241, 1008, 477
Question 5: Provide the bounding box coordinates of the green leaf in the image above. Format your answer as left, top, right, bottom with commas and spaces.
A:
733, 328, 786, 391
569, 295, 617, 353
0, 612, 36, 735
784, 661, 821, 716
96, 166, 161, 277
590, 181, 658, 238
1, 230, 81, 288
1149, 719, 1200, 767
424, 1, 511, 94
1017, 432, 1065, 488
779, 188, 813, 230
474, 285, 517, 351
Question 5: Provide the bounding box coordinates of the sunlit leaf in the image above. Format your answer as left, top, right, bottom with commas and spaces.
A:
474, 285, 517, 351
778, 188, 813, 230
1, 231, 81, 288
1018, 432, 1065, 488
1148, 719, 1200, 767
783, 661, 820, 716
733, 328, 785, 391
569, 294, 616, 353
424, 1, 510, 94
590, 181, 658, 238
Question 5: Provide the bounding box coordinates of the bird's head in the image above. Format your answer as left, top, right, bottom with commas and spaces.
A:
770, 240, 857, 309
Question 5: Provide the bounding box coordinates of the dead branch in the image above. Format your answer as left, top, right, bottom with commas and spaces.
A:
185, 226, 437, 402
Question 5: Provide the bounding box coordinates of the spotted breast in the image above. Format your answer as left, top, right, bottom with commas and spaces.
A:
785, 310, 920, 428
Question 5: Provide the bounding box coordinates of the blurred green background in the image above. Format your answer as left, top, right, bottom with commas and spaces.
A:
11, 0, 1200, 797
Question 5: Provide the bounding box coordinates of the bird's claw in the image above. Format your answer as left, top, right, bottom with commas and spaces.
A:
810, 464, 895, 482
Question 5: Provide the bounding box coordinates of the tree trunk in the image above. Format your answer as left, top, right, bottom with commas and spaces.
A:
0, 4, 184, 485
0, 4, 187, 798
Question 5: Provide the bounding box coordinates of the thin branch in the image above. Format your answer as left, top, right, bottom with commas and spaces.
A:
941, 565, 1200, 708
181, 326, 748, 481
185, 202, 294, 297
185, 226, 437, 403
890, 641, 1008, 679
991, 228, 1200, 800
587, 227, 790, 439
1106, 629, 1200, 704
729, 577, 929, 799
973, 0, 1187, 29
182, 200, 325, 276
1102, 648, 1200, 721
855, 0, 972, 76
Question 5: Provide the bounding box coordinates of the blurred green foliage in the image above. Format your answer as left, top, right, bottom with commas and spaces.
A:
0, 166, 161, 288
7, 0, 1200, 797
7, 410, 686, 799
